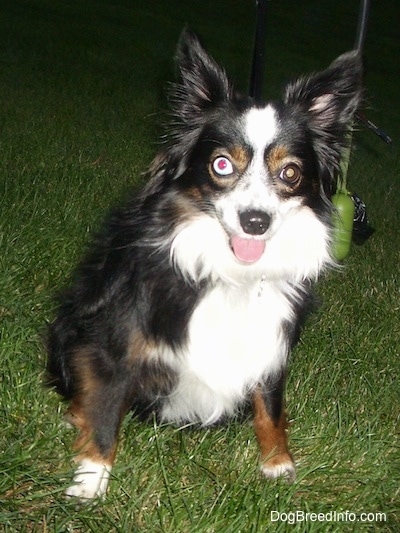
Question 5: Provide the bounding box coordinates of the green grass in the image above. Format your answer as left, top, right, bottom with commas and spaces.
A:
0, 0, 399, 531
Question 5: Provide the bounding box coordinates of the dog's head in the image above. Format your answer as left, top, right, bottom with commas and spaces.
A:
153, 30, 362, 284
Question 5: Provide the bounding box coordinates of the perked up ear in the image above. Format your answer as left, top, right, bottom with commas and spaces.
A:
284, 51, 362, 128
171, 29, 234, 120
284, 51, 363, 179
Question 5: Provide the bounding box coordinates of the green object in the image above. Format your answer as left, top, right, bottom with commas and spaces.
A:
331, 191, 355, 260
331, 132, 354, 261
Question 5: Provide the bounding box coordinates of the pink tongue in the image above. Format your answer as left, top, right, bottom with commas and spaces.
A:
230, 235, 266, 263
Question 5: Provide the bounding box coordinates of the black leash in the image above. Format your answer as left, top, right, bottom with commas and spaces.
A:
249, 0, 268, 101
354, 0, 392, 144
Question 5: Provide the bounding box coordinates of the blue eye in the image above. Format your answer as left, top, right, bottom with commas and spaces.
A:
212, 156, 234, 176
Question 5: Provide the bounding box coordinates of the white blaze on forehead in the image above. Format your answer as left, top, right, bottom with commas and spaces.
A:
244, 105, 278, 153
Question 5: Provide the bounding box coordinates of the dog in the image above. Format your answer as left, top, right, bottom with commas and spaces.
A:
47, 29, 362, 499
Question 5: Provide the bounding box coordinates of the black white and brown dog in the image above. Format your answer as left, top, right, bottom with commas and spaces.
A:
47, 29, 362, 499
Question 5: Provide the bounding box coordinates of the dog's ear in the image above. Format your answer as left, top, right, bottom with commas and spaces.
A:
161, 30, 235, 178
172, 29, 234, 117
284, 51, 362, 129
284, 51, 362, 185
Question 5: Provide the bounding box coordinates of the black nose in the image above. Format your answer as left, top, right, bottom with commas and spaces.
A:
239, 210, 271, 235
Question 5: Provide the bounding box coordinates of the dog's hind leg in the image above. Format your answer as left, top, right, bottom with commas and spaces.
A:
64, 353, 131, 500
252, 373, 296, 481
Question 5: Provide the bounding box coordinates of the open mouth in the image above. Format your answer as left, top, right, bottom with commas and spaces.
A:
230, 235, 266, 264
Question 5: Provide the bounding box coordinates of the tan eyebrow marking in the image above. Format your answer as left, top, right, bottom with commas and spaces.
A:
266, 145, 290, 174
229, 146, 252, 174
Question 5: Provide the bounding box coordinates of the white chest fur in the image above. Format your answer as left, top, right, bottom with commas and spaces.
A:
160, 279, 295, 425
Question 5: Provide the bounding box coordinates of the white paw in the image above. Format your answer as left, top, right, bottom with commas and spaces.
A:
261, 460, 296, 482
65, 459, 111, 500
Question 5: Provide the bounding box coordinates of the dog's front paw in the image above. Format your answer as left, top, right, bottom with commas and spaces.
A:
65, 459, 111, 501
260, 454, 296, 482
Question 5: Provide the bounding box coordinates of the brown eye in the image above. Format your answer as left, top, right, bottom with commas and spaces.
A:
279, 164, 302, 185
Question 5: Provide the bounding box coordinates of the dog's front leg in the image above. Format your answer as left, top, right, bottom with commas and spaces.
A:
252, 373, 296, 481
64, 369, 131, 501
64, 394, 122, 501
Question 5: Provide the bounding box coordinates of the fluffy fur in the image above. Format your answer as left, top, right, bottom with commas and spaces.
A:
47, 30, 362, 499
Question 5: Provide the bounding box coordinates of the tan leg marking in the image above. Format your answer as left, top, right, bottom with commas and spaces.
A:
252, 388, 296, 481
